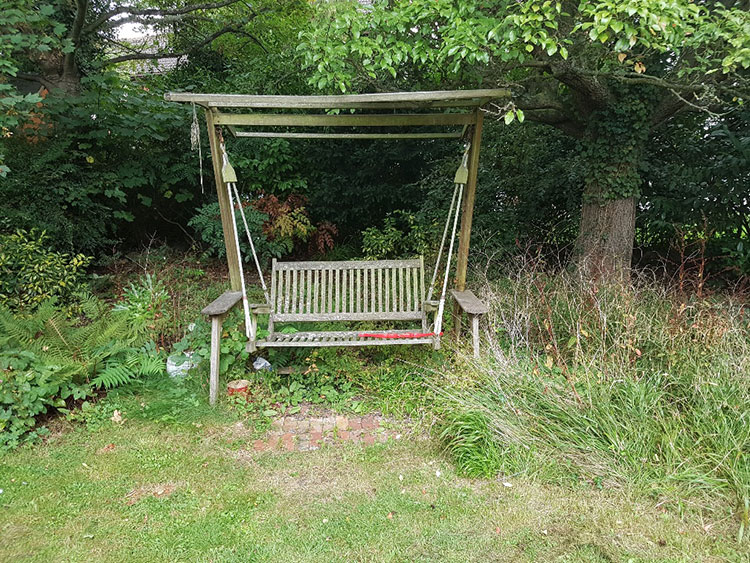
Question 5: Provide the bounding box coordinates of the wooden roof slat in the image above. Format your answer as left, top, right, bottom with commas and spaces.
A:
234, 131, 463, 140
208, 99, 492, 109
213, 112, 475, 127
164, 89, 509, 109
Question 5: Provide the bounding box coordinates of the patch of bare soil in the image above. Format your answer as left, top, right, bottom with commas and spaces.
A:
124, 482, 182, 506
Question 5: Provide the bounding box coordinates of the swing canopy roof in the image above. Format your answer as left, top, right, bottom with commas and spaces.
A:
164, 88, 509, 140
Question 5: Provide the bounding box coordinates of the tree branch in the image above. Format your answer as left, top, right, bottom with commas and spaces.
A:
83, 0, 244, 34
588, 71, 749, 101
16, 72, 55, 91
524, 109, 586, 138
650, 92, 689, 129
104, 23, 245, 64
95, 14, 214, 33
63, 0, 88, 78
70, 0, 89, 44
549, 61, 612, 110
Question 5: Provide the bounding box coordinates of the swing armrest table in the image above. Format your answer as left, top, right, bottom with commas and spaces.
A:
202, 291, 243, 316
202, 291, 243, 406
450, 290, 488, 359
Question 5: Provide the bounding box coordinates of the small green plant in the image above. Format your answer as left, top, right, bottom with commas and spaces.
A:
114, 273, 169, 341
65, 399, 124, 432
0, 229, 91, 312
189, 202, 290, 263
173, 313, 249, 377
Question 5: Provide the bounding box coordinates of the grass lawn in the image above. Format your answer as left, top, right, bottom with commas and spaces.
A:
0, 403, 742, 562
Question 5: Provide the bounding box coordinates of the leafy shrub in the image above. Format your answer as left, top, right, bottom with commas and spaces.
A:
362, 211, 431, 259
0, 229, 91, 312
190, 194, 335, 264
172, 312, 249, 378
271, 348, 359, 407
189, 201, 288, 264
1, 74, 198, 254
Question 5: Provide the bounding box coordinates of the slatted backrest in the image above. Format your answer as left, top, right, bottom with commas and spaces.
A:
270, 258, 425, 322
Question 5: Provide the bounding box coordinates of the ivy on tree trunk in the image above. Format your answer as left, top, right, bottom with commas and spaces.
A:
574, 100, 650, 277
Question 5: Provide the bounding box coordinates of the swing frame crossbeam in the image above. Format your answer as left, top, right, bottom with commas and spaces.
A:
168, 89, 508, 403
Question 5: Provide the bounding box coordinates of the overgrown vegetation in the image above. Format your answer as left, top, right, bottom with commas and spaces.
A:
438, 262, 749, 537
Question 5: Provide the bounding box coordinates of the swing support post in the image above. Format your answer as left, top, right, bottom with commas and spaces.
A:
453, 108, 484, 339
205, 108, 243, 291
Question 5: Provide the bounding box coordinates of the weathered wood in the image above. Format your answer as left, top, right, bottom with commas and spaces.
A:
234, 131, 464, 140
201, 290, 243, 316
249, 303, 271, 314
274, 311, 423, 322
407, 268, 413, 311
455, 109, 484, 293
306, 269, 312, 314
349, 269, 354, 312
337, 269, 343, 312
205, 109, 242, 291
313, 269, 319, 314
258, 329, 436, 348
165, 88, 510, 109
451, 289, 489, 315
356, 268, 362, 313
377, 268, 383, 313
399, 266, 405, 312
213, 112, 475, 128
275, 258, 422, 270
454, 109, 485, 336
255, 258, 436, 348
471, 314, 480, 359
209, 315, 222, 405
327, 268, 333, 312
451, 289, 488, 359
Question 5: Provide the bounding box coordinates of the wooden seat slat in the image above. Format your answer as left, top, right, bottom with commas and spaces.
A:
258, 329, 435, 348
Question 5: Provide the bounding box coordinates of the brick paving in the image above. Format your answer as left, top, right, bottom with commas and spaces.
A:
253, 412, 402, 453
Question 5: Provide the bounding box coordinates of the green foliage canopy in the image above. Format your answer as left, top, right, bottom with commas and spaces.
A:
300, 0, 748, 107
299, 0, 749, 274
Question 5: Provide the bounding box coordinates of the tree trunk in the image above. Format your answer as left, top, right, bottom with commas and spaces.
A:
574, 182, 636, 280
573, 104, 648, 282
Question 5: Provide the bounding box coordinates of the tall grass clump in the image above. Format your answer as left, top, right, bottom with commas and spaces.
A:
439, 258, 749, 526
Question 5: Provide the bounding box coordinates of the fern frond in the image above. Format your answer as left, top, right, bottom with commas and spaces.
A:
92, 362, 135, 389
128, 344, 165, 377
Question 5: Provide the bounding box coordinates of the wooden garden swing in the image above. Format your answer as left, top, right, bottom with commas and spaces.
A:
165, 89, 508, 403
